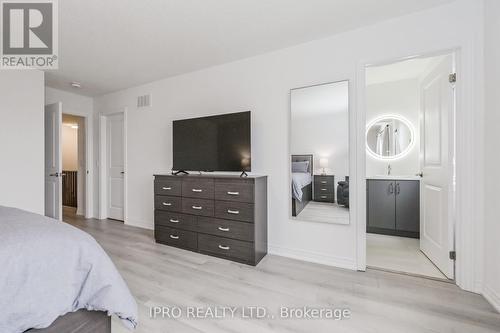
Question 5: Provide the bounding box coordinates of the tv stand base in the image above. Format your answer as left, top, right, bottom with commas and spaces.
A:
240, 171, 248, 177
172, 170, 189, 176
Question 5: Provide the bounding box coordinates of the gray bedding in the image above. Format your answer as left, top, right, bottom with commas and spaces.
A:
291, 172, 312, 201
0, 206, 138, 333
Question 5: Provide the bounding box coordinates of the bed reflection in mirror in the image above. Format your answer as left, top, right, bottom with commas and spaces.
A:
290, 81, 350, 225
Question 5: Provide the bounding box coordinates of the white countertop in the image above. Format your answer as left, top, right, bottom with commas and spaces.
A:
367, 175, 421, 181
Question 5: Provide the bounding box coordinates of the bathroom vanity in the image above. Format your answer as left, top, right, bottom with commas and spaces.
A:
366, 177, 420, 238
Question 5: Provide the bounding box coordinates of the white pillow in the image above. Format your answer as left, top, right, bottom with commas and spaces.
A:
292, 161, 309, 173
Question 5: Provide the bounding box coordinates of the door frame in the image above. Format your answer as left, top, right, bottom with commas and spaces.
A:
356, 47, 480, 292
45, 103, 93, 219
98, 107, 128, 223
61, 109, 93, 219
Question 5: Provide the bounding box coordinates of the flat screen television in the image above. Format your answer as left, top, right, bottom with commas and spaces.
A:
173, 111, 251, 172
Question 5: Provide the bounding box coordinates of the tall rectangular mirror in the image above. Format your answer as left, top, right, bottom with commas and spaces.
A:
290, 80, 350, 224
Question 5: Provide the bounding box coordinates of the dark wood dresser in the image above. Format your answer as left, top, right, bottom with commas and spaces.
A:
313, 175, 335, 203
153, 174, 268, 266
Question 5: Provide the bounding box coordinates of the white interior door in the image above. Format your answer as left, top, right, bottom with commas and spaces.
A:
107, 113, 125, 221
419, 55, 454, 279
45, 103, 62, 220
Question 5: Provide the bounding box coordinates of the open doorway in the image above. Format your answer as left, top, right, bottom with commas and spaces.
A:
44, 103, 90, 221
61, 114, 86, 218
364, 52, 456, 280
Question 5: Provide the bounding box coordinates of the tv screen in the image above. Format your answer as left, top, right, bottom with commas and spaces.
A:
173, 111, 251, 172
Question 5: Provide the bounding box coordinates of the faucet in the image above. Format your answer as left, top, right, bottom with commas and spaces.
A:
387, 163, 392, 176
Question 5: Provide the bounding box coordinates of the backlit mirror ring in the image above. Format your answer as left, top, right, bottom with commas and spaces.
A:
366, 115, 415, 160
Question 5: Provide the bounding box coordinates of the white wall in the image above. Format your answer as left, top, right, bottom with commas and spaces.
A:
93, 0, 484, 282
366, 79, 420, 177
62, 125, 78, 171
0, 70, 45, 214
483, 0, 500, 312
45, 87, 94, 217
291, 111, 349, 180
291, 82, 349, 180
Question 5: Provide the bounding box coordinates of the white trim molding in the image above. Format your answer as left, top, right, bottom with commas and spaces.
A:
269, 244, 357, 270
483, 285, 500, 313
98, 107, 128, 223
355, 47, 483, 293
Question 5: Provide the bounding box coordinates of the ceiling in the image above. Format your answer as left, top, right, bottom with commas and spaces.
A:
45, 0, 454, 96
366, 55, 448, 85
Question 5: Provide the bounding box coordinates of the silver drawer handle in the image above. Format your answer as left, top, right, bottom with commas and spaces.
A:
218, 227, 230, 232
170, 235, 179, 239
321, 196, 327, 198
321, 188, 327, 191
192, 189, 203, 192
162, 187, 172, 190
192, 205, 202, 210
162, 202, 172, 206
321, 181, 327, 184
227, 209, 239, 214
169, 219, 179, 223
218, 245, 230, 250
227, 191, 240, 195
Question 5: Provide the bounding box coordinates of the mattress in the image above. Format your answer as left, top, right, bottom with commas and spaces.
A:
0, 206, 138, 333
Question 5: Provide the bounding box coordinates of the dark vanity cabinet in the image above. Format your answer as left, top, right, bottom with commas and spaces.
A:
367, 179, 420, 238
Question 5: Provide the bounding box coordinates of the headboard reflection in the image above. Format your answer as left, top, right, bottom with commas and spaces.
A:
291, 154, 313, 176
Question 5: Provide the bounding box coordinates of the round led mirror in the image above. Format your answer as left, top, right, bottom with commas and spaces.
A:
366, 116, 414, 159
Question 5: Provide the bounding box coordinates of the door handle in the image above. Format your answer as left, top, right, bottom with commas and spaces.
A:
388, 183, 394, 194
49, 172, 60, 177
396, 183, 401, 195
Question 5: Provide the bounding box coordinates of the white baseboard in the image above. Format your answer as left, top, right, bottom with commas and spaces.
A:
125, 218, 154, 230
268, 244, 357, 270
483, 284, 500, 313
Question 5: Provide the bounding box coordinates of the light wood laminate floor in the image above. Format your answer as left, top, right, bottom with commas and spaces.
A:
296, 202, 349, 224
367, 233, 447, 279
63, 212, 500, 333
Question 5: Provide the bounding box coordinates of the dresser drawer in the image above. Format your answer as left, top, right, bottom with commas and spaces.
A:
155, 226, 197, 250
154, 178, 182, 196
182, 198, 214, 217
314, 193, 334, 202
314, 176, 335, 186
155, 195, 182, 212
198, 234, 253, 261
182, 179, 214, 199
155, 211, 197, 231
198, 217, 254, 242
214, 201, 254, 223
214, 181, 254, 203
314, 185, 334, 195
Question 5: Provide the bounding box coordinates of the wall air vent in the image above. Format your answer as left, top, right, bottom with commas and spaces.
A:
137, 94, 152, 108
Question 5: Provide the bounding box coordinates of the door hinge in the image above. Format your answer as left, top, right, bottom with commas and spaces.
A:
449, 251, 456, 260
449, 73, 457, 83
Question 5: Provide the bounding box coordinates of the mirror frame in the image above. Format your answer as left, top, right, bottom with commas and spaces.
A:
289, 79, 351, 225
365, 114, 415, 161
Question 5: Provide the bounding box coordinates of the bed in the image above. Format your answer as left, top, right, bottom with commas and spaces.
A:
291, 154, 313, 217
0, 206, 138, 333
